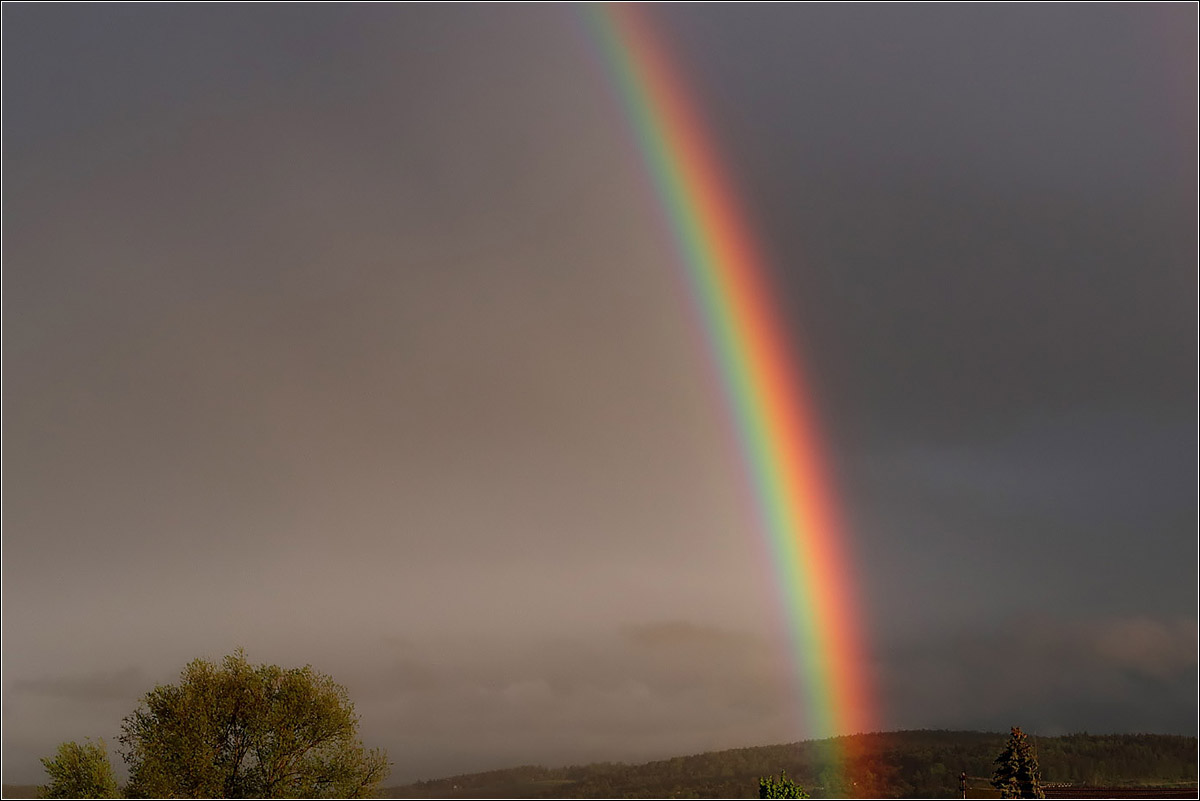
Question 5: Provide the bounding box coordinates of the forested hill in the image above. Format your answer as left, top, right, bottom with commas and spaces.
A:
382, 731, 1198, 798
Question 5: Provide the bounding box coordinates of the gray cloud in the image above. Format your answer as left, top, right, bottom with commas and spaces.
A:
3, 669, 150, 785
621, 620, 758, 650
10, 668, 148, 704
345, 623, 799, 783
1090, 618, 1198, 683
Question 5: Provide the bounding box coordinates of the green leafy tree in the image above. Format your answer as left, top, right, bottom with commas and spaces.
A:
759, 769, 809, 799
39, 738, 119, 799
119, 650, 388, 798
991, 726, 1045, 799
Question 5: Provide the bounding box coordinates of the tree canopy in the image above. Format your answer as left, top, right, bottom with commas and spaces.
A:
39, 739, 119, 799
118, 650, 388, 798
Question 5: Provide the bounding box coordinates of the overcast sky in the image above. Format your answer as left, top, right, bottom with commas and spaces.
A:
3, 3, 1196, 786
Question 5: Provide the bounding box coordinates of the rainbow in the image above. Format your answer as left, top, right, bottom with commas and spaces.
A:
582, 2, 874, 757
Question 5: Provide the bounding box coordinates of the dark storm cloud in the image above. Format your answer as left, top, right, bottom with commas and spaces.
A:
846, 406, 1195, 635
659, 4, 1193, 191
877, 614, 1197, 735
772, 180, 1194, 450
645, 2, 1196, 652
650, 3, 1194, 432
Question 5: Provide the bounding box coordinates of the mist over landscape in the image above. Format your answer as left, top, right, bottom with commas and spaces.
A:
3, 3, 1196, 788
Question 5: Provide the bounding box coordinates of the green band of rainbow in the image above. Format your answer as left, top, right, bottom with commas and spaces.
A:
583, 3, 874, 749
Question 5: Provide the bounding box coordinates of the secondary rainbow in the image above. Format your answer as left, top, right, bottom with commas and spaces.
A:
583, 5, 874, 746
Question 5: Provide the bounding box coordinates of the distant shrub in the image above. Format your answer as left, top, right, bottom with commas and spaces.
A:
759, 769, 809, 798
39, 739, 119, 799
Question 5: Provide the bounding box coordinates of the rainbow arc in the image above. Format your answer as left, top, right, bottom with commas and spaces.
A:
584, 3, 875, 755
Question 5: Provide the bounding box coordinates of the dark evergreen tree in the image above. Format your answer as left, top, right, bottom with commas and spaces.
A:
992, 727, 1045, 799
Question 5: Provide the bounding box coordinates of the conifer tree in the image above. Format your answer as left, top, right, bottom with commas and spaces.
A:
991, 726, 1045, 799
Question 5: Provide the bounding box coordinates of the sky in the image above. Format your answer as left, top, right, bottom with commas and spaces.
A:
3, 3, 1196, 786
